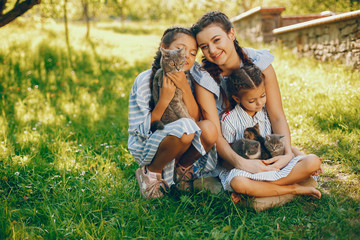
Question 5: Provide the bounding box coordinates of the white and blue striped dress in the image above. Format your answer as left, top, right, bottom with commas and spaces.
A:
128, 65, 217, 187
193, 47, 304, 192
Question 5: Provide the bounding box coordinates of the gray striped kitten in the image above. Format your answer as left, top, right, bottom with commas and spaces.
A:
151, 47, 192, 132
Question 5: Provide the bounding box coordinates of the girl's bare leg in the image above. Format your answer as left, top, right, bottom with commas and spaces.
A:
271, 154, 321, 186
177, 120, 217, 167
147, 133, 195, 173
231, 176, 321, 199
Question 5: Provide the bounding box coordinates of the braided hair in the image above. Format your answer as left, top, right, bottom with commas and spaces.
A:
149, 26, 195, 110
191, 11, 253, 110
225, 63, 265, 113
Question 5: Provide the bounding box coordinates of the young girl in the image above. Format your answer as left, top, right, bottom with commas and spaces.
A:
220, 64, 321, 200
128, 27, 217, 199
190, 11, 322, 198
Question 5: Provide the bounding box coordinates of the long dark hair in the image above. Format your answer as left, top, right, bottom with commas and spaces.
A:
149, 27, 194, 110
191, 11, 253, 109
225, 63, 265, 113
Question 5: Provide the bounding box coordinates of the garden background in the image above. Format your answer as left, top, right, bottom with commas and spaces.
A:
0, 0, 360, 239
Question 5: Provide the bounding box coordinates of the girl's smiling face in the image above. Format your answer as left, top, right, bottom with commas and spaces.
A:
164, 33, 197, 71
196, 23, 237, 69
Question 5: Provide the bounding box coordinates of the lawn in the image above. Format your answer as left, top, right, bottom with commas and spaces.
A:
0, 20, 359, 239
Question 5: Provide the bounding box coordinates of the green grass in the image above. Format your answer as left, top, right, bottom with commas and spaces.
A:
1, 21, 360, 239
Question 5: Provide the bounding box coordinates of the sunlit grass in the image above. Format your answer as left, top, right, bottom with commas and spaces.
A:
0, 21, 359, 239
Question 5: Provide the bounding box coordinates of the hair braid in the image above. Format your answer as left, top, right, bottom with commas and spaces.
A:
224, 63, 265, 112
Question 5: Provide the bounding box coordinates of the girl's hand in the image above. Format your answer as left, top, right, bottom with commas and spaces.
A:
166, 72, 191, 93
159, 74, 176, 104
235, 158, 280, 173
262, 154, 293, 169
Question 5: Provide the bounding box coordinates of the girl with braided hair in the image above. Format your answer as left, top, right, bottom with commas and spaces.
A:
221, 64, 321, 201
128, 26, 217, 199
191, 11, 322, 200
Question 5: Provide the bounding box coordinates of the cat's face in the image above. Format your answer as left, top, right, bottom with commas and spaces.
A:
166, 33, 197, 71
160, 47, 186, 73
243, 139, 261, 159
265, 134, 285, 156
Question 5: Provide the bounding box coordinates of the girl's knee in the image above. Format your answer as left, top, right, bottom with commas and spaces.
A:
230, 176, 251, 194
179, 133, 195, 146
302, 154, 321, 173
198, 120, 217, 146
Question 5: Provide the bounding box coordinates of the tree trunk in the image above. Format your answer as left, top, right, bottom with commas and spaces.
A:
82, 0, 90, 39
63, 0, 73, 69
0, 0, 41, 28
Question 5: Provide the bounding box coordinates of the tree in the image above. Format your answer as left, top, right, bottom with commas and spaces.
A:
0, 0, 41, 27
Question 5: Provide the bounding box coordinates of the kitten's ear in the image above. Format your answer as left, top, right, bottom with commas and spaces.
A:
265, 135, 271, 141
160, 47, 168, 56
279, 135, 285, 142
254, 123, 259, 130
177, 47, 185, 54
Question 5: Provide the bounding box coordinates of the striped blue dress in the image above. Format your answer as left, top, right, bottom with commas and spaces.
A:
128, 65, 217, 187
192, 47, 304, 192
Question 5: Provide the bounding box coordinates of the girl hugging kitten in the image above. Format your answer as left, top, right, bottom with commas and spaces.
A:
219, 63, 321, 202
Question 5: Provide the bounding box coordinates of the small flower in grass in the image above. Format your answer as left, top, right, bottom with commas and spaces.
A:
14, 172, 20, 176
12, 220, 17, 224
80, 171, 86, 176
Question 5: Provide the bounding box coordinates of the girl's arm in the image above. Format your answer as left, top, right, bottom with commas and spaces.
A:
195, 82, 279, 173
262, 65, 293, 168
151, 75, 177, 124
167, 72, 200, 121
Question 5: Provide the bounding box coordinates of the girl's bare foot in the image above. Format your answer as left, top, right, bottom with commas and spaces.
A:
294, 184, 321, 199
231, 192, 241, 203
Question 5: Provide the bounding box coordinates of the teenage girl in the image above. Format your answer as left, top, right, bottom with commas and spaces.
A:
190, 11, 322, 198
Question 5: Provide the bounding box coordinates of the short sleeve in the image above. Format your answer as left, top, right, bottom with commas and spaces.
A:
221, 113, 236, 143
190, 62, 220, 99
243, 47, 274, 71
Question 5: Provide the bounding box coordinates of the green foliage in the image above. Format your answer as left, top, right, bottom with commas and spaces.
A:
1, 22, 360, 239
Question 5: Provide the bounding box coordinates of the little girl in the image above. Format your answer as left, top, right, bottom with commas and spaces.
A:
219, 63, 321, 201
128, 27, 217, 199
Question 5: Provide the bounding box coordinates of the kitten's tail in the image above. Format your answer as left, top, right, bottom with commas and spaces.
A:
150, 120, 164, 132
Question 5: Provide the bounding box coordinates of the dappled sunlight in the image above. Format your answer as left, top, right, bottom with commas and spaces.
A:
14, 89, 63, 126
320, 163, 360, 201
11, 155, 31, 166
0, 141, 11, 159
16, 129, 41, 146
0, 116, 8, 140
78, 88, 104, 123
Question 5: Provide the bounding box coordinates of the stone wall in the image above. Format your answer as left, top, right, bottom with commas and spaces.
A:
231, 7, 285, 43
273, 10, 360, 69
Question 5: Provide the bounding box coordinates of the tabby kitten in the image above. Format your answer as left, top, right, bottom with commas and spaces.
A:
151, 47, 192, 132
243, 123, 285, 159
264, 134, 285, 157
231, 138, 261, 160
